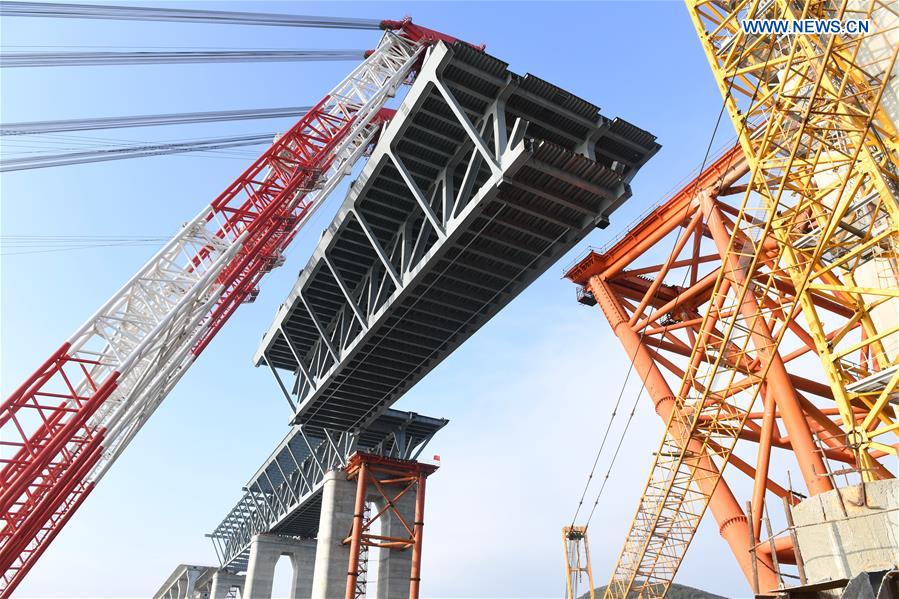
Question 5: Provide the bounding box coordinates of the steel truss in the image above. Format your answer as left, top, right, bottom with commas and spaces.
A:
343, 453, 437, 599
256, 41, 659, 432
0, 22, 458, 596
208, 410, 445, 572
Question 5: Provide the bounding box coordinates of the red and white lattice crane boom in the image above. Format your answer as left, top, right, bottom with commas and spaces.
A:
0, 20, 467, 596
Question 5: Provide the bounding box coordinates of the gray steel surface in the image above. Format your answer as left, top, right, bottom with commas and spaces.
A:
255, 40, 659, 432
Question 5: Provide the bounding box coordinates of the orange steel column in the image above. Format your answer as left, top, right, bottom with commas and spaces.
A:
409, 471, 427, 599
700, 193, 833, 496
588, 275, 778, 590
343, 453, 438, 599
345, 461, 368, 599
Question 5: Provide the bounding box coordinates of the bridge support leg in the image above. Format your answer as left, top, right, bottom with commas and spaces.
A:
244, 533, 316, 599
342, 452, 438, 599
209, 570, 244, 599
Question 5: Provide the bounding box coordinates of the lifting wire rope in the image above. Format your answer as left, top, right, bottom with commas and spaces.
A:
1, 106, 310, 135
0, 235, 170, 256
0, 132, 277, 171
0, 49, 366, 68
0, 2, 383, 30
566, 27, 766, 535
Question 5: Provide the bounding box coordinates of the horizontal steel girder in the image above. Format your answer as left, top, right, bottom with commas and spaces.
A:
255, 41, 659, 433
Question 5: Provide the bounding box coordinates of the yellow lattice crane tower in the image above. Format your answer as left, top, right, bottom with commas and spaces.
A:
591, 1, 897, 597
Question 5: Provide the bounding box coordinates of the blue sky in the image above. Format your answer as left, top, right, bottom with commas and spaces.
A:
1, 2, 750, 597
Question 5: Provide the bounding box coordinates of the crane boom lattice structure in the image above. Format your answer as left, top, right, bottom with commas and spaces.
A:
596, 1, 898, 596
0, 23, 465, 597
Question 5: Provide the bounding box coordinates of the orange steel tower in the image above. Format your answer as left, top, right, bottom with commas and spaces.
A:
343, 453, 437, 599
566, 141, 896, 594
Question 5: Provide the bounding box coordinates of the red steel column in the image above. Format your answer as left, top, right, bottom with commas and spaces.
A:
701, 193, 833, 496
345, 462, 368, 599
589, 275, 778, 590
408, 471, 427, 599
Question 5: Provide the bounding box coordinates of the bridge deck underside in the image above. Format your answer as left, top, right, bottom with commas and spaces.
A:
256, 41, 659, 432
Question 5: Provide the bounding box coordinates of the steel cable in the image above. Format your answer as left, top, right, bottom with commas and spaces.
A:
0, 49, 365, 68
1, 106, 310, 135
0, 2, 382, 29
0, 132, 276, 171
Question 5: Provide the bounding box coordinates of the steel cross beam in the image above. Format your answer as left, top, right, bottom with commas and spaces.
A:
255, 41, 660, 433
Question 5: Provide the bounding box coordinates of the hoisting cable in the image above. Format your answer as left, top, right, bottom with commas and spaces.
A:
0, 2, 383, 29
0, 132, 276, 171
1, 106, 310, 135
572, 20, 781, 533
0, 49, 365, 68
0, 234, 170, 256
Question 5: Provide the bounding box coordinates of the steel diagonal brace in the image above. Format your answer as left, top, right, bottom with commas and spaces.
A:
387, 151, 447, 238
351, 208, 403, 287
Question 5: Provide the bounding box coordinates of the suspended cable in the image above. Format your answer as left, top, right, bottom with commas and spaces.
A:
1, 235, 170, 256
0, 2, 383, 29
0, 132, 275, 171
0, 49, 365, 68
1, 106, 310, 135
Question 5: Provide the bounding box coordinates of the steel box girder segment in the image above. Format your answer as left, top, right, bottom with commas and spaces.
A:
153, 564, 214, 599
255, 41, 659, 432
208, 409, 445, 570
0, 26, 440, 596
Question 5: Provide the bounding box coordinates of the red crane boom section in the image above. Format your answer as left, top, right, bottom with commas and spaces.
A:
0, 20, 472, 596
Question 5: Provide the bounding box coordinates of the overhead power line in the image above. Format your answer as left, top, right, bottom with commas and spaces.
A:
0, 133, 275, 171
0, 49, 366, 68
1, 106, 311, 135
0, 2, 383, 29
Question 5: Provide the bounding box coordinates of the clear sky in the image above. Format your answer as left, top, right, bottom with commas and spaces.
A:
1, 2, 751, 597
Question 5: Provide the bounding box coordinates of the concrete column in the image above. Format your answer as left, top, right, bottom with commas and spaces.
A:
311, 469, 358, 599
374, 488, 416, 599
209, 571, 244, 599
243, 533, 316, 599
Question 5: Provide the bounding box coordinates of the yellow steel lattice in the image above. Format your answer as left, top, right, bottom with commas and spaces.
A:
604, 1, 898, 597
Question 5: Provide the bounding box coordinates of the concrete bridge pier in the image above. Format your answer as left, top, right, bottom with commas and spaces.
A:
374, 490, 416, 599
311, 470, 358, 599
243, 533, 316, 599
209, 570, 244, 599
